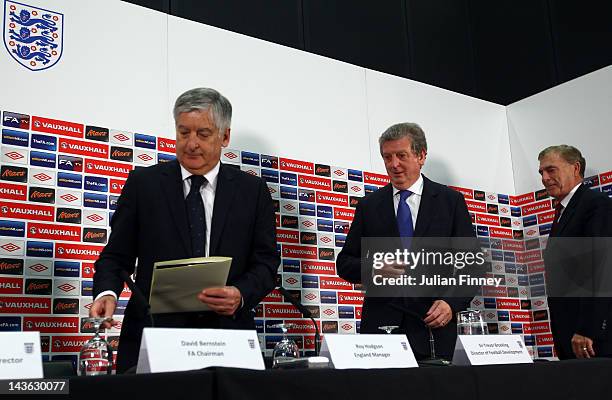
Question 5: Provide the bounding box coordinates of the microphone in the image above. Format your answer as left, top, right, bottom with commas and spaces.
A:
276, 286, 320, 356
389, 305, 451, 366
119, 270, 154, 328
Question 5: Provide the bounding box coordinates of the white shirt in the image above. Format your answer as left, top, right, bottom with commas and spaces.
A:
392, 174, 424, 229
95, 161, 221, 301
180, 161, 220, 257
557, 182, 582, 221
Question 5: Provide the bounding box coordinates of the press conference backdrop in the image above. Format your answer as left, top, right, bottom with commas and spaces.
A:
1, 0, 611, 367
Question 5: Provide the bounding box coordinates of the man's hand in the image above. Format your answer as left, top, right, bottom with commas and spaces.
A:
572, 333, 595, 358
198, 286, 242, 316
423, 300, 452, 329
89, 295, 120, 328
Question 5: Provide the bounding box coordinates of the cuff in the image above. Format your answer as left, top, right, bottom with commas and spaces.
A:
95, 290, 118, 302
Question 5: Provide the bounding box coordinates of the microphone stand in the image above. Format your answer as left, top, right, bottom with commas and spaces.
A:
277, 286, 320, 356
401, 308, 451, 366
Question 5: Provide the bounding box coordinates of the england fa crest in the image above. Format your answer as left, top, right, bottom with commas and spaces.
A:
3, 0, 63, 71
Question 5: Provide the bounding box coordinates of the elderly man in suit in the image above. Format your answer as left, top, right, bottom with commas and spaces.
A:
337, 122, 475, 360
90, 88, 279, 372
539, 145, 612, 359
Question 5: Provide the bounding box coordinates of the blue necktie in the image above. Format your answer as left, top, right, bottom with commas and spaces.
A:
186, 175, 207, 257
397, 190, 414, 249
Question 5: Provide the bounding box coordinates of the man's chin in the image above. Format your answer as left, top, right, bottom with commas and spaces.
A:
545, 188, 560, 199
181, 162, 208, 174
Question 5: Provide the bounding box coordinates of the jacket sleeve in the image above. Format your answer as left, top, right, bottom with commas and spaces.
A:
93, 169, 140, 299
337, 201, 365, 284
576, 194, 612, 338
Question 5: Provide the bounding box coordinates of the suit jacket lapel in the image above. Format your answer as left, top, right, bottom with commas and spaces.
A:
375, 184, 399, 237
209, 163, 237, 255
554, 184, 585, 236
160, 160, 190, 254
414, 176, 438, 236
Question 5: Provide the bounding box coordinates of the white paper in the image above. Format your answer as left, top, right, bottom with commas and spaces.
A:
452, 335, 533, 365
136, 328, 264, 373
149, 257, 231, 313
0, 332, 43, 379
320, 334, 418, 369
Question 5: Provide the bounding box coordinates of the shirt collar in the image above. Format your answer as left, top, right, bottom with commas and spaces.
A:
559, 182, 582, 209
393, 174, 424, 197
180, 160, 220, 190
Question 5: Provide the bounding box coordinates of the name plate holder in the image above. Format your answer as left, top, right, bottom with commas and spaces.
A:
452, 334, 533, 366
0, 332, 43, 379
320, 334, 418, 369
136, 328, 265, 373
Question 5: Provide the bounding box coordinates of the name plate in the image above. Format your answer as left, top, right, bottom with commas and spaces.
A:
320, 334, 418, 369
0, 332, 43, 379
136, 328, 265, 373
452, 335, 533, 365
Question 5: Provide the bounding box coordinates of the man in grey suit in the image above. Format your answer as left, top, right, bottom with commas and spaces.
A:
91, 88, 279, 372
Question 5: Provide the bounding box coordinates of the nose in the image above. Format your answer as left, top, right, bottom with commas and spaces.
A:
186, 132, 199, 150
390, 155, 400, 168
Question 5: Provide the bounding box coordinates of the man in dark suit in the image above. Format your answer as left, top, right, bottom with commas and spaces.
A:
337, 122, 476, 360
539, 145, 612, 359
90, 88, 279, 373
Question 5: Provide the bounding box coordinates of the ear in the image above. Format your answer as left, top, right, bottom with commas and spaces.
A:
417, 150, 427, 166
573, 161, 581, 178
221, 128, 231, 148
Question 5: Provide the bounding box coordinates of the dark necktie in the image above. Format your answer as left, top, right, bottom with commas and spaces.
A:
397, 190, 414, 248
186, 175, 207, 257
550, 202, 564, 235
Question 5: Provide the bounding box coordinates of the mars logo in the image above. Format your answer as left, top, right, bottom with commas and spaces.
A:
318, 248, 334, 260
333, 181, 348, 193
315, 164, 330, 177
85, 126, 109, 142
3, 1, 64, 71
300, 232, 316, 245
322, 321, 338, 333
1, 165, 27, 182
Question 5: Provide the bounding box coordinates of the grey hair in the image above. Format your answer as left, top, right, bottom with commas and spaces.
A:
538, 145, 586, 177
173, 88, 232, 134
379, 122, 428, 155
